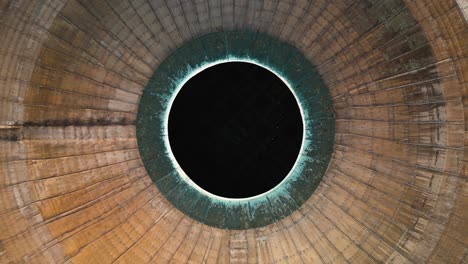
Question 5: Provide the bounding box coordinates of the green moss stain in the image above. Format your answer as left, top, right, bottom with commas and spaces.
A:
137, 31, 335, 229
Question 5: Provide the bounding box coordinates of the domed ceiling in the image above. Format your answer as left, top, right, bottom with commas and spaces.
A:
0, 0, 467, 263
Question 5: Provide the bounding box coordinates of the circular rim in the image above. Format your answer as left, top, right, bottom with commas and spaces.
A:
137, 31, 335, 229
165, 60, 306, 201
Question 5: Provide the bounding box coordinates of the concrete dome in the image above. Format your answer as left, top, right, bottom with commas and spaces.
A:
0, 0, 467, 263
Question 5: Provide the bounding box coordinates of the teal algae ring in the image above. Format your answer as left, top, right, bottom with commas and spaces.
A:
136, 31, 335, 229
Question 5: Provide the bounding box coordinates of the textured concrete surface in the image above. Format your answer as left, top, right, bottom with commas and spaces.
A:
0, 0, 467, 263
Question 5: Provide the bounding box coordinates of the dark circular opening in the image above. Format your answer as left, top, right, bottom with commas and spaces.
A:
168, 62, 303, 198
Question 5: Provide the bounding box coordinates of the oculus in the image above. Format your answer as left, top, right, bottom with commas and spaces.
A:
167, 61, 304, 198
137, 31, 334, 229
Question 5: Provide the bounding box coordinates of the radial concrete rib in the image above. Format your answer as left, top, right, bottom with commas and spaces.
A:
0, 0, 466, 263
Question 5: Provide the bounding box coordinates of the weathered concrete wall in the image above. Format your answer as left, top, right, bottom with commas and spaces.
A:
0, 0, 466, 263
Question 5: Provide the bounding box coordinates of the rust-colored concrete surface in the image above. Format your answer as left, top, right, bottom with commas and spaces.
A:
0, 0, 466, 263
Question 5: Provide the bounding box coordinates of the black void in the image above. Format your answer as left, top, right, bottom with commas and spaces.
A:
168, 62, 303, 198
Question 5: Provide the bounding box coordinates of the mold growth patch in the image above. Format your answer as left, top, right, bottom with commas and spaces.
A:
137, 31, 335, 229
